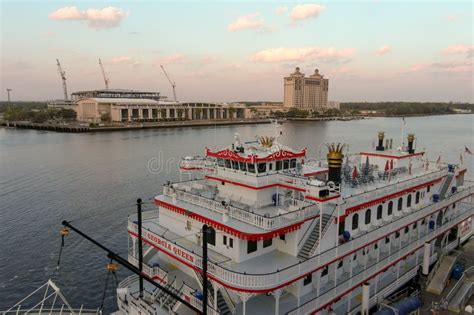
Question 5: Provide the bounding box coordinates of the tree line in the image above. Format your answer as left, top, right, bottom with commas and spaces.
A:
340, 102, 473, 116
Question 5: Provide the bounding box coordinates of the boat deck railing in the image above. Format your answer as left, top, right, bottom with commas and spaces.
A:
162, 184, 320, 230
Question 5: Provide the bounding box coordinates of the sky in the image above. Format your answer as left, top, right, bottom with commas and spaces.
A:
0, 0, 473, 102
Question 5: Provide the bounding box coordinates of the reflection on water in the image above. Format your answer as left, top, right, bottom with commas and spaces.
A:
0, 115, 472, 312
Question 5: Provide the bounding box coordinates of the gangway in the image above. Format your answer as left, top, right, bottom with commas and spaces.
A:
447, 266, 474, 313
426, 255, 457, 295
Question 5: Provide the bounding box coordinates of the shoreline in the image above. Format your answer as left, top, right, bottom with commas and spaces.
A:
0, 112, 471, 133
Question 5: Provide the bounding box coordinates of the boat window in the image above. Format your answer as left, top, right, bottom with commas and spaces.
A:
276, 160, 282, 171
263, 238, 272, 248
413, 222, 417, 229
407, 194, 412, 207
352, 213, 359, 230
397, 198, 403, 211
232, 161, 239, 170
427, 185, 431, 193
229, 238, 233, 248
395, 231, 400, 238
269, 163, 273, 171
290, 159, 297, 168
279, 234, 286, 241
321, 266, 328, 276
415, 191, 420, 204
239, 161, 247, 172
405, 227, 409, 234
303, 274, 312, 286
257, 163, 267, 173
217, 158, 225, 167
247, 240, 257, 254
247, 163, 256, 173
223, 235, 227, 245
365, 209, 371, 225
207, 227, 216, 246
377, 205, 383, 220
283, 160, 290, 169
225, 159, 232, 169
388, 201, 393, 215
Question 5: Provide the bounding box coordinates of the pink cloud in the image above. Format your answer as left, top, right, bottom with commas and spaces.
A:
289, 4, 325, 22
446, 15, 458, 22
160, 54, 187, 64
402, 61, 472, 74
228, 13, 270, 32
48, 6, 128, 29
443, 44, 474, 57
376, 45, 391, 55
250, 47, 355, 63
109, 56, 140, 67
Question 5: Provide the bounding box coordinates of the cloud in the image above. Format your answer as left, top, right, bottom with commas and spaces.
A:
223, 64, 243, 71
199, 55, 219, 65
446, 15, 458, 22
48, 6, 128, 29
109, 56, 140, 67
402, 60, 472, 74
250, 47, 355, 63
443, 44, 474, 57
376, 45, 391, 55
160, 54, 187, 64
228, 13, 271, 32
289, 4, 325, 22
275, 6, 288, 15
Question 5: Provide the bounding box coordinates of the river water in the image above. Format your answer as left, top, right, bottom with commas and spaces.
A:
0, 115, 473, 313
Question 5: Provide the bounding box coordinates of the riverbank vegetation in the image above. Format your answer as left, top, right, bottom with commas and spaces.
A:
340, 102, 473, 116
1, 103, 76, 123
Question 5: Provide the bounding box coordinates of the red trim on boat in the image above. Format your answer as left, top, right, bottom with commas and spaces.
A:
342, 176, 445, 217
360, 152, 425, 159
205, 147, 306, 163
154, 198, 318, 240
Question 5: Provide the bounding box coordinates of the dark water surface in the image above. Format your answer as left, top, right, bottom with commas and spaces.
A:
1, 115, 473, 312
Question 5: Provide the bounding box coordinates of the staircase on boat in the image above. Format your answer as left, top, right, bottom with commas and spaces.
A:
298, 213, 332, 260
439, 172, 454, 200
194, 270, 235, 314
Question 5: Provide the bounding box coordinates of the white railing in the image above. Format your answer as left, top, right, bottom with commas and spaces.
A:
163, 185, 320, 230
180, 283, 220, 315
343, 168, 446, 207
128, 254, 169, 283
130, 186, 473, 293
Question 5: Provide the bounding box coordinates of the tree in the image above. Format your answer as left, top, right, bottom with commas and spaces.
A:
101, 112, 111, 123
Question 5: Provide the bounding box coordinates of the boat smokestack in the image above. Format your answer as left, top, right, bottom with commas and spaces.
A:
407, 134, 415, 154
326, 143, 345, 185
376, 132, 385, 151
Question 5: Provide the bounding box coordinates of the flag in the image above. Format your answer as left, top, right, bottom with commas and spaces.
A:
352, 166, 359, 178
465, 146, 473, 155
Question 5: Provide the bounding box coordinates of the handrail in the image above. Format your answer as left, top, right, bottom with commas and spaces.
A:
130, 186, 473, 281
445, 266, 474, 302
129, 197, 473, 294
307, 209, 337, 258
297, 216, 320, 247
163, 185, 320, 230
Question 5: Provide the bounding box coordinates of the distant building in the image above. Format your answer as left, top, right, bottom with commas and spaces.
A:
328, 101, 340, 110
71, 89, 164, 101
75, 98, 247, 123
283, 67, 329, 111
246, 105, 289, 119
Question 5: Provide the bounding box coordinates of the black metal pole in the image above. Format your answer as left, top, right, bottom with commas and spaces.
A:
61, 220, 202, 314
202, 225, 208, 315
137, 198, 144, 298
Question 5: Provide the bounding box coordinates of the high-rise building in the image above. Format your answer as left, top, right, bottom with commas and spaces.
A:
283, 67, 329, 111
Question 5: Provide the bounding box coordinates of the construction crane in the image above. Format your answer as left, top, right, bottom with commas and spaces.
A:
6, 88, 12, 103
56, 59, 68, 100
160, 65, 177, 102
99, 58, 110, 89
